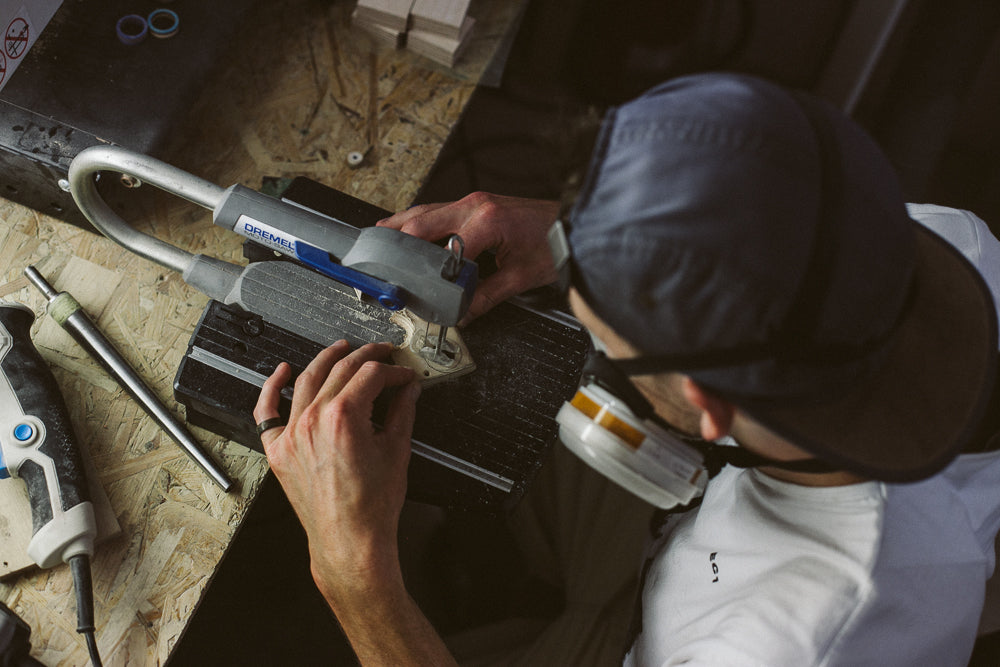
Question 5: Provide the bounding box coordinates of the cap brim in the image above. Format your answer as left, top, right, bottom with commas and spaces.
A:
739, 222, 998, 481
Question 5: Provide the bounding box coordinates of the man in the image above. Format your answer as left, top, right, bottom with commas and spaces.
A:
253, 73, 1000, 664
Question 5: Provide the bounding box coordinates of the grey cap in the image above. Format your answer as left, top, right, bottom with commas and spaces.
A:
566, 73, 997, 481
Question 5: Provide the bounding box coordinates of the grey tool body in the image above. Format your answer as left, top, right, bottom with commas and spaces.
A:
214, 186, 475, 325
67, 146, 478, 328
230, 261, 406, 349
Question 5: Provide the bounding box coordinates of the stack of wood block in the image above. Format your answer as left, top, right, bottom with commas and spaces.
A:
353, 0, 475, 67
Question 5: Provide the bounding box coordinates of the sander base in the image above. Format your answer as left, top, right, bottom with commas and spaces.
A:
173, 178, 589, 512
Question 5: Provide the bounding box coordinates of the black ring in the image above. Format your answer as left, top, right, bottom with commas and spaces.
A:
255, 418, 285, 436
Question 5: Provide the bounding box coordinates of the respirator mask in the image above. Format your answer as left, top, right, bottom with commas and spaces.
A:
548, 220, 835, 510
556, 344, 835, 510
556, 347, 712, 509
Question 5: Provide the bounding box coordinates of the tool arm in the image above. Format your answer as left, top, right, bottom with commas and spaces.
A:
68, 145, 243, 302
0, 304, 95, 569
68, 145, 477, 326
67, 145, 223, 272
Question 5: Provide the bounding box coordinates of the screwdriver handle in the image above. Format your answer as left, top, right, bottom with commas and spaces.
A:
0, 303, 95, 569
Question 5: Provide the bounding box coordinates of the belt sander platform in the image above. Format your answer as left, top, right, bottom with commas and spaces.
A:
173, 178, 589, 512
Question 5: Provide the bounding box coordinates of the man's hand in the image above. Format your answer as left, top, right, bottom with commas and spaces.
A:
254, 342, 459, 665
253, 341, 420, 601
378, 193, 561, 324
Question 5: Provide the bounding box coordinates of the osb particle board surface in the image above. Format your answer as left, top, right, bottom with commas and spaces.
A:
0, 0, 524, 664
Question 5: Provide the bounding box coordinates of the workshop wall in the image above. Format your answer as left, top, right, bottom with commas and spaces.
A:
420, 0, 1000, 230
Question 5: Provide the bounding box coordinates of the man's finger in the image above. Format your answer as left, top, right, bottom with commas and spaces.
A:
254, 361, 292, 449
385, 199, 499, 256
336, 356, 419, 419
253, 361, 290, 423
383, 381, 422, 445
380, 202, 449, 228
461, 269, 533, 325
376, 203, 454, 238
288, 340, 350, 425
399, 207, 473, 241
315, 342, 398, 403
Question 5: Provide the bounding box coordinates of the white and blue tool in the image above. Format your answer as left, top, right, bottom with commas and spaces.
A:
0, 302, 102, 664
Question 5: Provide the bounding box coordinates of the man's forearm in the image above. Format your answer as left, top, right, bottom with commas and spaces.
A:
256, 342, 446, 663
324, 575, 458, 666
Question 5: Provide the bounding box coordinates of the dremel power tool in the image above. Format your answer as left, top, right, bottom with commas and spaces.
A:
0, 303, 102, 665
67, 145, 478, 365
66, 145, 592, 513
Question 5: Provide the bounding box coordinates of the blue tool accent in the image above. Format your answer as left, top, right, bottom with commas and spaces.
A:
0, 449, 7, 479
14, 423, 34, 442
294, 242, 407, 311
455, 260, 478, 297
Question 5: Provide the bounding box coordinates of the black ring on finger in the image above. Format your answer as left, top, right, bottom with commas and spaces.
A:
256, 417, 285, 436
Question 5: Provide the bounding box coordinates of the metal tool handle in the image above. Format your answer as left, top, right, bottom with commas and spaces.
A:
68, 145, 246, 301
0, 304, 96, 569
24, 267, 235, 492
67, 145, 225, 274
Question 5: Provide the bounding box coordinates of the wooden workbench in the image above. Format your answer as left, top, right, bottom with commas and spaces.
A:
0, 1, 523, 663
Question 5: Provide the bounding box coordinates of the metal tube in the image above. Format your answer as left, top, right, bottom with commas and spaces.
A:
25, 266, 235, 492
67, 145, 226, 274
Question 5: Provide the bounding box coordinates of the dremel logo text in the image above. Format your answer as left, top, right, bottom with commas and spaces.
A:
238, 217, 296, 253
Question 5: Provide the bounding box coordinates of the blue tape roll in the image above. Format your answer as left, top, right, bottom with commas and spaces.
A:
116, 14, 148, 45
147, 9, 180, 39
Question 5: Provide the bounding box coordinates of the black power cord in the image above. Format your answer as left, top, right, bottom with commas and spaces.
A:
0, 558, 101, 667
69, 555, 102, 667
0, 600, 44, 667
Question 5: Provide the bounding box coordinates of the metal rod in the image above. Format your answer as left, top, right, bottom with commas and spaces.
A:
25, 266, 235, 492
435, 325, 448, 358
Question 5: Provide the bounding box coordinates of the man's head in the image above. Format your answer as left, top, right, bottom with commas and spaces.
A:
555, 73, 997, 482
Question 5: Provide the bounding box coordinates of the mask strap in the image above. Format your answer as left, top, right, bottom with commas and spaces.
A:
581, 351, 659, 421
583, 351, 840, 476
698, 442, 838, 476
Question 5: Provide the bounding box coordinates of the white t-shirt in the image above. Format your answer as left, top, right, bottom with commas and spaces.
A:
624, 205, 1000, 666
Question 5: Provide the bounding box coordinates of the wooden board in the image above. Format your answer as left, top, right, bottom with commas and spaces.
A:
0, 0, 526, 664
352, 9, 407, 49
355, 0, 415, 32
391, 310, 476, 385
408, 16, 476, 67
411, 0, 472, 38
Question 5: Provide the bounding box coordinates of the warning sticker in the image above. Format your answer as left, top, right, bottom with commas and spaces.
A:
0, 2, 62, 94
4, 16, 27, 59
